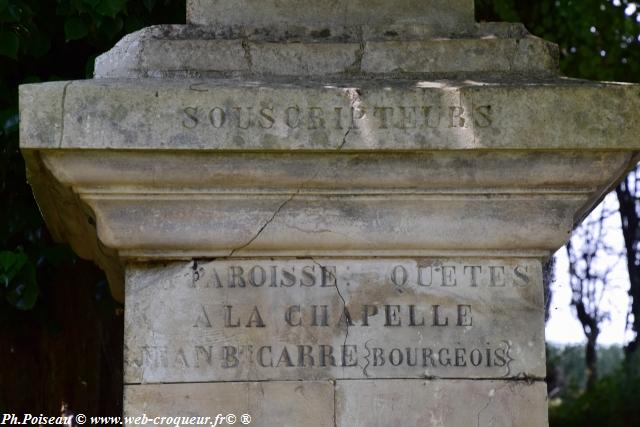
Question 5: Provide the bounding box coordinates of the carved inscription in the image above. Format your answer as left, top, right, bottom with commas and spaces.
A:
124, 259, 545, 383
182, 104, 493, 131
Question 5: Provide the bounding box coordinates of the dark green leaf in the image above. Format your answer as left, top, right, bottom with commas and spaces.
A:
143, 0, 157, 12
81, 0, 101, 8
40, 246, 75, 266
22, 75, 41, 84
84, 54, 95, 78
55, 0, 74, 15
24, 31, 51, 58
95, 0, 126, 18
5, 262, 38, 310
124, 15, 146, 33
0, 3, 22, 23
0, 107, 18, 134
1, 112, 19, 135
0, 250, 28, 286
64, 16, 88, 41
0, 30, 19, 59
97, 16, 123, 39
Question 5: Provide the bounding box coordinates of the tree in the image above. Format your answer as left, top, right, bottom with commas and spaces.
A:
566, 200, 620, 390
478, 0, 640, 367
616, 167, 640, 360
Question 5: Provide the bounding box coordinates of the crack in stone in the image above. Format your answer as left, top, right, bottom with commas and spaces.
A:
58, 81, 73, 148
334, 275, 349, 347
288, 225, 335, 234
353, 26, 367, 73
337, 126, 351, 150
189, 82, 209, 92
227, 168, 323, 257
508, 38, 521, 73
477, 382, 512, 426
477, 396, 492, 427
227, 190, 298, 257
332, 379, 337, 427
338, 87, 361, 150
241, 39, 253, 72
309, 257, 351, 362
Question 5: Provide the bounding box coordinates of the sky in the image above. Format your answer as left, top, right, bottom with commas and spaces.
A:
545, 193, 634, 346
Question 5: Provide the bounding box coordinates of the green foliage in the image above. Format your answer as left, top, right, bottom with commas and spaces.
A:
0, 30, 18, 58
549, 353, 640, 427
547, 344, 625, 396
476, 1, 640, 419
0, 0, 184, 312
476, 0, 640, 83
64, 16, 88, 41
0, 250, 36, 309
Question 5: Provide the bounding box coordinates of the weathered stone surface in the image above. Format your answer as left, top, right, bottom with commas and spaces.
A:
22, 147, 634, 300
19, 82, 66, 148
124, 379, 547, 427
19, 3, 640, 427
124, 259, 544, 383
19, 79, 640, 151
186, 0, 475, 36
125, 381, 334, 427
336, 379, 548, 426
362, 37, 558, 75
93, 24, 557, 78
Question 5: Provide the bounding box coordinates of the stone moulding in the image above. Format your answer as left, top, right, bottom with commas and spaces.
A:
18, 1, 640, 423
19, 86, 640, 302
18, 17, 640, 305
186, 0, 476, 37
93, 23, 558, 79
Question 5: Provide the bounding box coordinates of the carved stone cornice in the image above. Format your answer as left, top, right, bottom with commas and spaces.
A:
19, 1, 640, 302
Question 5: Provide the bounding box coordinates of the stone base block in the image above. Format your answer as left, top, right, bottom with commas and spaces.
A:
124, 381, 335, 427
336, 379, 548, 427
124, 380, 547, 427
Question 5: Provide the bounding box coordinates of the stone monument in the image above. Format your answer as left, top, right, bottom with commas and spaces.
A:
19, 0, 640, 425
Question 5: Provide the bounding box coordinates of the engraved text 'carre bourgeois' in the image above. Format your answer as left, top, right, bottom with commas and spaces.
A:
124, 260, 544, 382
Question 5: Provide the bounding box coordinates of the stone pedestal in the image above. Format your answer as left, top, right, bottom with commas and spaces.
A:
20, 1, 640, 426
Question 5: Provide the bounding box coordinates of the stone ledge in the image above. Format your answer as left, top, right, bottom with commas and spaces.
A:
93, 24, 558, 78
20, 148, 637, 302
19, 78, 640, 151
19, 69, 640, 305
186, 0, 475, 36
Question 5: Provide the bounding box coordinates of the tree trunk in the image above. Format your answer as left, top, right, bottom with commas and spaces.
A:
615, 178, 640, 360
585, 333, 598, 391
543, 256, 555, 323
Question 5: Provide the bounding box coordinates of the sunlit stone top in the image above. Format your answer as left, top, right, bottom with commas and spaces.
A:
186, 0, 475, 36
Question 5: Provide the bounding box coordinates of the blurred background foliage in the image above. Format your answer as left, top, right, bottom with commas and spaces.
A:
0, 0, 185, 415
480, 2, 640, 425
0, 0, 639, 423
